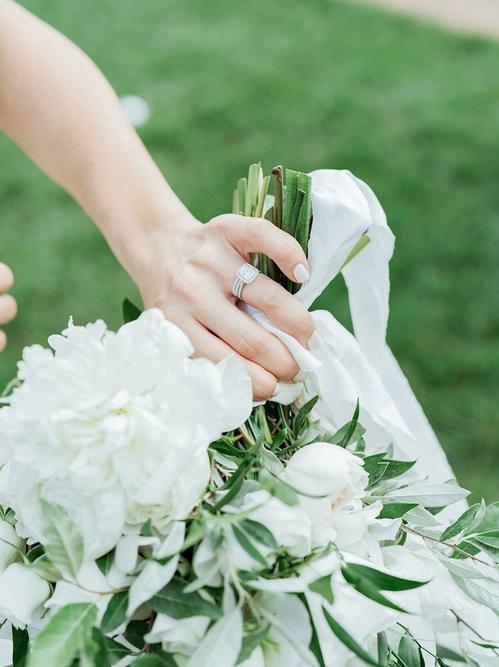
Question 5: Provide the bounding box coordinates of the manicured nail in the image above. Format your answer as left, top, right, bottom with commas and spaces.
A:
308, 331, 320, 350
293, 263, 310, 283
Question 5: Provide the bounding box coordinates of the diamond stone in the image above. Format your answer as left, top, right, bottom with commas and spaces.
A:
237, 264, 259, 282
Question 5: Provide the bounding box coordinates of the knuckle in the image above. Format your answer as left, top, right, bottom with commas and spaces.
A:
248, 217, 268, 242
296, 312, 315, 340
209, 213, 238, 233
236, 332, 264, 360
278, 357, 300, 383
169, 265, 199, 304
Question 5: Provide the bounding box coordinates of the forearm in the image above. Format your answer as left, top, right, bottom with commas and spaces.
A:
0, 0, 195, 281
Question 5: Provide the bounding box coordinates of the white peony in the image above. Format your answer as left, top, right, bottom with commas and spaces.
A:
0, 309, 252, 559
282, 442, 369, 548
0, 563, 50, 627
0, 519, 22, 574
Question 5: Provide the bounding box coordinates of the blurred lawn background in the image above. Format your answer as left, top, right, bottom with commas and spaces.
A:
1, 0, 498, 499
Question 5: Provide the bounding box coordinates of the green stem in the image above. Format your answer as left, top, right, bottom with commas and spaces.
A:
271, 165, 284, 229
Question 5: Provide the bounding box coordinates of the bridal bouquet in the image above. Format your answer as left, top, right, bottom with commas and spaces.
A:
0, 166, 498, 667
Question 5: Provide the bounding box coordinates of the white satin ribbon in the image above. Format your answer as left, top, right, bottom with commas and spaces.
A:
244, 169, 454, 482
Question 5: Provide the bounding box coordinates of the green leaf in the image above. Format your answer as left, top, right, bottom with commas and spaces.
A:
322, 607, 381, 667
295, 172, 313, 255
388, 482, 469, 508
232, 525, 268, 568
101, 591, 128, 634
12, 626, 29, 667
378, 503, 418, 519
131, 656, 175, 666
28, 603, 97, 667
341, 568, 408, 614
122, 298, 143, 324
471, 639, 499, 649
456, 573, 499, 611
334, 401, 363, 448
81, 628, 110, 667
141, 519, 156, 538
398, 631, 423, 667
292, 395, 319, 433
436, 644, 466, 663
363, 453, 388, 478
380, 459, 417, 482
377, 632, 390, 666
282, 169, 299, 237
240, 519, 277, 550
103, 637, 130, 664
96, 550, 114, 577
149, 577, 221, 620
245, 163, 262, 217
342, 563, 427, 591
29, 554, 60, 582
40, 501, 84, 578
440, 503, 482, 541
473, 500, 499, 534
296, 593, 326, 667
212, 453, 257, 512
236, 623, 270, 664
237, 177, 247, 217
182, 521, 205, 551
340, 233, 371, 270
259, 470, 299, 506
26, 545, 44, 563
210, 440, 245, 460
309, 575, 334, 605
123, 621, 148, 650
474, 530, 499, 549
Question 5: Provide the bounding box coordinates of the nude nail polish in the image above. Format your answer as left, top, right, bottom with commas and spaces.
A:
293, 263, 310, 283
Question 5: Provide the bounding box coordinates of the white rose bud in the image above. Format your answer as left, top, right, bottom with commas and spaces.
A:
0, 519, 22, 573
282, 442, 368, 548
0, 563, 50, 627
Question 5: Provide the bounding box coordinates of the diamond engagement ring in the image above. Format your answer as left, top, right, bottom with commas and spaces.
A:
232, 262, 259, 300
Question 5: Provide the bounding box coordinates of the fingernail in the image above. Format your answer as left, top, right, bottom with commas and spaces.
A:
293, 263, 310, 283
308, 331, 320, 350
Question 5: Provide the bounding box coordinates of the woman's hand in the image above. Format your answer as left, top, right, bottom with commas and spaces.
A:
0, 3, 314, 396
0, 263, 16, 351
132, 214, 315, 401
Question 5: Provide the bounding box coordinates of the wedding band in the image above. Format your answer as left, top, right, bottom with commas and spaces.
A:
232, 263, 259, 300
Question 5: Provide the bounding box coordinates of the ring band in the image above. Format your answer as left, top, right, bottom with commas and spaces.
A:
232, 262, 259, 301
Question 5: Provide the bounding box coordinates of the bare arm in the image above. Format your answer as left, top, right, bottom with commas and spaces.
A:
0, 1, 314, 397
0, 0, 192, 275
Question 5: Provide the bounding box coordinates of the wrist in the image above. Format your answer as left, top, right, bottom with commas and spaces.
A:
106, 199, 200, 291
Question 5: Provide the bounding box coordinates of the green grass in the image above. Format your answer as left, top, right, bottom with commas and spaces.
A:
2, 0, 498, 500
